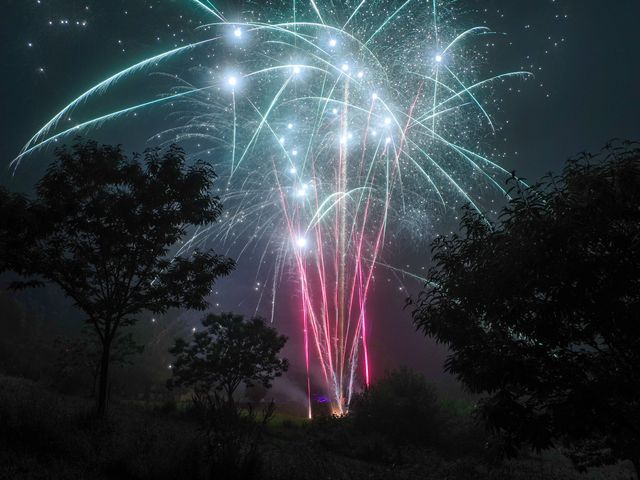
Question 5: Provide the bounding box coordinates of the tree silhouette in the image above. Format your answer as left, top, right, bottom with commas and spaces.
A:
168, 312, 289, 405
0, 139, 234, 415
411, 141, 640, 474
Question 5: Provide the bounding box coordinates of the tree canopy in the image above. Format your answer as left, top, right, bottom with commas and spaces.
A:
168, 312, 289, 404
411, 141, 640, 473
0, 139, 234, 414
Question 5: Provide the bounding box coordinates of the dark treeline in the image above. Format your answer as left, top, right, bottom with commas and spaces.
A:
0, 139, 638, 479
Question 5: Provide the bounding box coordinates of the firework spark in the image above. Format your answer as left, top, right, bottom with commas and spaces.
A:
15, 0, 531, 416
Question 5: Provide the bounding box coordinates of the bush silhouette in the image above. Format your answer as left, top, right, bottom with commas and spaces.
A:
350, 367, 442, 447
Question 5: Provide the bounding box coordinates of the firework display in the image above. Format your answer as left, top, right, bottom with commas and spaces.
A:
15, 0, 531, 415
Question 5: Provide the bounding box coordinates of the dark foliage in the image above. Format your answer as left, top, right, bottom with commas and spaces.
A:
0, 375, 633, 480
0, 139, 235, 415
168, 312, 289, 404
190, 390, 275, 480
307, 368, 487, 466
0, 375, 203, 480
350, 367, 442, 447
410, 141, 640, 474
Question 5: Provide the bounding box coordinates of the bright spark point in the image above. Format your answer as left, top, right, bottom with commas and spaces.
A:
357, 71, 364, 79
384, 117, 392, 125
234, 27, 242, 38
372, 93, 378, 100
329, 38, 337, 47
287, 123, 293, 129
295, 237, 307, 248
341, 63, 349, 72
435, 54, 443, 63
293, 65, 302, 75
227, 76, 237, 86
289, 167, 297, 174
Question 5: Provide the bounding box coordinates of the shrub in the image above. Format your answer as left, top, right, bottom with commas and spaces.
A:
349, 367, 443, 447
191, 390, 275, 480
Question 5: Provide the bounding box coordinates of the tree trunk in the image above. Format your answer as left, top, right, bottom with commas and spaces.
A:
96, 338, 112, 416
90, 363, 99, 399
226, 384, 237, 409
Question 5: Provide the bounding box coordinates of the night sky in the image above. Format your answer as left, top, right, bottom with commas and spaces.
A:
2, 0, 639, 392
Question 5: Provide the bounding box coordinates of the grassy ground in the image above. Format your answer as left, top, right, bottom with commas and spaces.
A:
0, 375, 635, 480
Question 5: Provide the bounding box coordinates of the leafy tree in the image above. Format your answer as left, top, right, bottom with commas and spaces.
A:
0, 139, 234, 415
168, 312, 289, 404
411, 141, 640, 474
